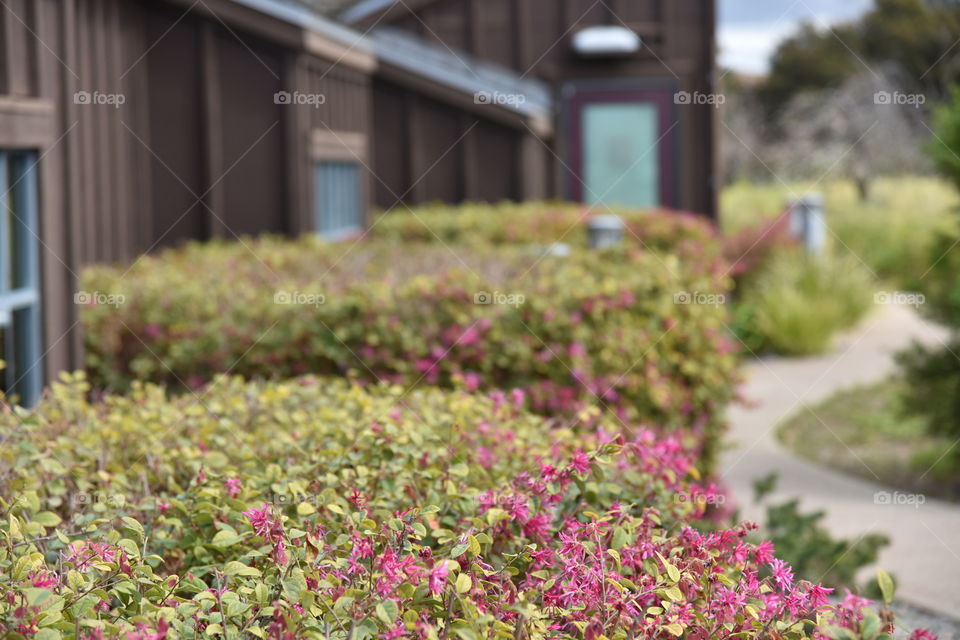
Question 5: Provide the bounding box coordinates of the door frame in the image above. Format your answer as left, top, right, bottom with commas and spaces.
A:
563, 79, 680, 209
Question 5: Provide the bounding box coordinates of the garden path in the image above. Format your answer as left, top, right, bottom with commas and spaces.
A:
720, 302, 960, 619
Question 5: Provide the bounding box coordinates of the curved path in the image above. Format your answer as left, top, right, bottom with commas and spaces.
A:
720, 303, 960, 619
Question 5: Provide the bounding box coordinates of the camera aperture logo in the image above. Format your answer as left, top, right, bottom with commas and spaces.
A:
474, 291, 526, 308
74, 291, 125, 307
674, 291, 726, 307
274, 91, 327, 108
274, 290, 326, 307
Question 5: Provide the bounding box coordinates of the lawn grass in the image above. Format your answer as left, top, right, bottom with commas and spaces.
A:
777, 379, 960, 501
721, 176, 958, 289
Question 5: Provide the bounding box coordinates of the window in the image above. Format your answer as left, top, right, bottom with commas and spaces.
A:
314, 161, 362, 239
0, 151, 42, 406
310, 130, 366, 241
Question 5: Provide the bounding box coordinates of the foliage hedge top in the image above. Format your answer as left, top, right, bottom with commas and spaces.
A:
0, 375, 897, 639
372, 202, 720, 260
81, 239, 738, 470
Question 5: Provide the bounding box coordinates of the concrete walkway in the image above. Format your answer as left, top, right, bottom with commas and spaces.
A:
720, 302, 960, 618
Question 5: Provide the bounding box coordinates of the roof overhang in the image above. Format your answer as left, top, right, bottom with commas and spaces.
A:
171, 0, 377, 72
368, 26, 554, 135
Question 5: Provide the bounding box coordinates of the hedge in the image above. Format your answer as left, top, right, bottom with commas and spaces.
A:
80, 239, 738, 471
372, 202, 721, 267
0, 374, 906, 639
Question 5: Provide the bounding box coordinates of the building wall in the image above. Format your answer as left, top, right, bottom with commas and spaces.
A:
356, 0, 717, 217
370, 76, 540, 210
0, 0, 375, 380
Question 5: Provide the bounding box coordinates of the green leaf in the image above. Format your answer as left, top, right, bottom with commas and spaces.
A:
211, 530, 242, 549
32, 512, 62, 527
455, 573, 472, 594
223, 561, 260, 577
376, 599, 398, 624
876, 568, 895, 605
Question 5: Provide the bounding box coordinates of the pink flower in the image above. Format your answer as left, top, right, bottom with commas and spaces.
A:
910, 630, 939, 640
429, 561, 449, 596
224, 477, 242, 498
769, 558, 794, 592
569, 450, 592, 475
807, 584, 834, 609
753, 540, 775, 564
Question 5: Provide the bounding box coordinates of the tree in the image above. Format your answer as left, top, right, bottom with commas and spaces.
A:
758, 23, 862, 118
768, 70, 930, 198
860, 0, 960, 100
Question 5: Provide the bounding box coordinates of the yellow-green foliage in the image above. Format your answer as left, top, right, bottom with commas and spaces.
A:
81, 238, 738, 470
373, 201, 720, 260
735, 251, 875, 356
721, 177, 957, 287
0, 374, 890, 639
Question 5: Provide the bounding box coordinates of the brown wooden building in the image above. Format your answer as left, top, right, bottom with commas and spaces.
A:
0, 0, 716, 402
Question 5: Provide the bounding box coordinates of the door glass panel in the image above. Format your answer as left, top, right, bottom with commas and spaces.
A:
582, 102, 660, 208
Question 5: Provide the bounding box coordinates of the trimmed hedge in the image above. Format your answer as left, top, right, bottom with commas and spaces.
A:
373, 202, 721, 267
0, 375, 899, 639
81, 239, 738, 471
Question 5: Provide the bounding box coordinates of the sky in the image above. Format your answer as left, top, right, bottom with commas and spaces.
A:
718, 0, 873, 75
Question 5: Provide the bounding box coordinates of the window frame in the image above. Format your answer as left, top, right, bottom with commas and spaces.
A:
0, 150, 43, 406
309, 130, 368, 241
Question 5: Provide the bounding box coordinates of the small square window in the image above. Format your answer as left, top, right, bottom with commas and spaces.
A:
314, 161, 363, 240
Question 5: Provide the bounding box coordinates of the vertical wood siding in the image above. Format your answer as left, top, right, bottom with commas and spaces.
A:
0, 0, 376, 379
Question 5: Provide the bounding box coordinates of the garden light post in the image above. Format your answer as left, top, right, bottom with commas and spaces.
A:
587, 214, 625, 249
790, 193, 826, 255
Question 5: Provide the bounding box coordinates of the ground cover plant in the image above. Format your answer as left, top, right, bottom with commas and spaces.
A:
776, 380, 958, 501
0, 373, 921, 639
80, 239, 738, 472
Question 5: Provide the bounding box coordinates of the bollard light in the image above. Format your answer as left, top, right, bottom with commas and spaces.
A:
789, 193, 826, 255
587, 215, 625, 250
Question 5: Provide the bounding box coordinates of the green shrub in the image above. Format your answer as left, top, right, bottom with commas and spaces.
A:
373, 202, 721, 267
81, 239, 738, 471
748, 475, 889, 591
722, 177, 957, 289
897, 341, 960, 474
733, 251, 874, 355
0, 374, 902, 638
